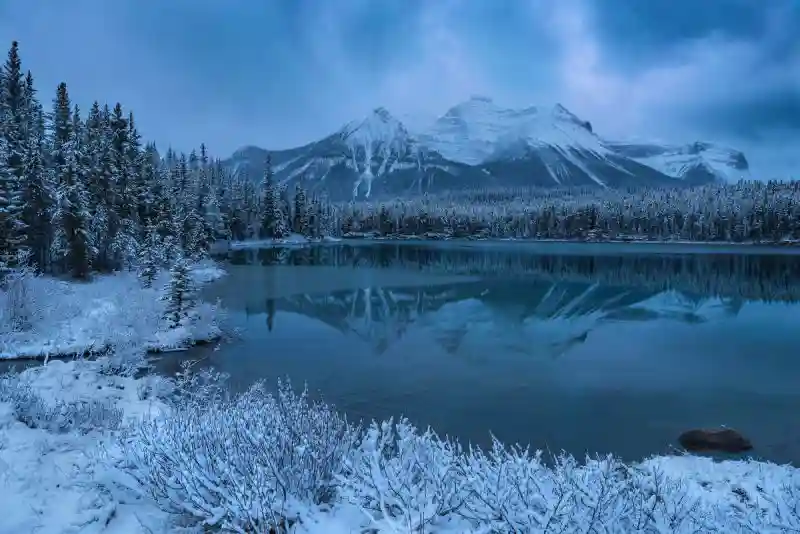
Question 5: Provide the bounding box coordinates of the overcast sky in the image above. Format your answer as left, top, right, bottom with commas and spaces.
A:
1, 0, 798, 177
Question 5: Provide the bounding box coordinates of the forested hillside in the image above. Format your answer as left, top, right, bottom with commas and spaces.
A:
336, 182, 800, 242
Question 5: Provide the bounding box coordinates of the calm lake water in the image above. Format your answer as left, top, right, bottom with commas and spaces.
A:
169, 243, 800, 464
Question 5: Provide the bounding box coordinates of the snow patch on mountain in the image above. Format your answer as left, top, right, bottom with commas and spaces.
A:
608, 141, 750, 183
340, 108, 421, 197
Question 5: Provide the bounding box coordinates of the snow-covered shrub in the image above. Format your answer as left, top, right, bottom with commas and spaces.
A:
0, 250, 40, 334
115, 379, 360, 532
624, 462, 708, 533
169, 359, 230, 405
338, 418, 468, 532
97, 343, 150, 377
0, 372, 123, 434
112, 375, 800, 533
136, 374, 176, 401
455, 440, 581, 532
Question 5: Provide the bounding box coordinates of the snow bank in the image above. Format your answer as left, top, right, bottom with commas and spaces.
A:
0, 359, 173, 533
0, 260, 226, 360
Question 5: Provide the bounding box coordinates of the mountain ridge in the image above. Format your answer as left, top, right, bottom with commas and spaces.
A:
225, 98, 750, 200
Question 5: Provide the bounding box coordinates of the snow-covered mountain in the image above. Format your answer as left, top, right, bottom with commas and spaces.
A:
419, 97, 601, 165
225, 97, 750, 200
229, 107, 476, 200
606, 141, 750, 184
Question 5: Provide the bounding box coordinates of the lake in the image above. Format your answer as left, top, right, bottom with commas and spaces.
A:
174, 242, 800, 465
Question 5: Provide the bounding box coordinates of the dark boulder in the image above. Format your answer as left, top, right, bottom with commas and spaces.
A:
678, 428, 753, 454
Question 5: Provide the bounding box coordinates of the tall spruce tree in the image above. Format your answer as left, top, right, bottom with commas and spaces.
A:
293, 183, 308, 235
137, 224, 161, 288
50, 83, 91, 279
0, 41, 27, 265
259, 154, 288, 239
162, 252, 195, 329
20, 72, 50, 271
107, 103, 137, 268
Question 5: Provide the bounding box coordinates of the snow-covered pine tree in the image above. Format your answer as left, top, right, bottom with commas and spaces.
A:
293, 183, 309, 236
49, 84, 92, 279
84, 102, 115, 270
127, 112, 147, 234
137, 224, 161, 288
150, 147, 174, 243
162, 252, 195, 329
258, 153, 288, 239
0, 40, 27, 265
20, 70, 51, 272
108, 103, 138, 269
137, 142, 159, 232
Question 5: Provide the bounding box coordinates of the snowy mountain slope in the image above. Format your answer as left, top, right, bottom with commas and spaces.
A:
607, 141, 750, 184
226, 108, 484, 200
224, 98, 750, 199
419, 97, 601, 165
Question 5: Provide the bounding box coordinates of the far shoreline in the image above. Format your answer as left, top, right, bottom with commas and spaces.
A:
223, 235, 800, 256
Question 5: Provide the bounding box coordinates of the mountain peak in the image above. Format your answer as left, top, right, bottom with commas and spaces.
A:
553, 103, 569, 114
341, 106, 406, 138
371, 106, 394, 122
469, 95, 493, 103
607, 140, 750, 183
421, 98, 604, 166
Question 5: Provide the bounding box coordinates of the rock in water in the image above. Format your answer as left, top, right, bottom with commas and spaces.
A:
678, 428, 753, 453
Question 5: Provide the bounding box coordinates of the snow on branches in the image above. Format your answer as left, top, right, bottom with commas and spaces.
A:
113, 377, 800, 534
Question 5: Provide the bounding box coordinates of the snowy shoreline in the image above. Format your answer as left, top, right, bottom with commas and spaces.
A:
0, 260, 227, 362
225, 234, 800, 254
1, 358, 798, 533
0, 260, 799, 532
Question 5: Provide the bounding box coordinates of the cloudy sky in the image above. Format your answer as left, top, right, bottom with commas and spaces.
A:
1, 0, 798, 177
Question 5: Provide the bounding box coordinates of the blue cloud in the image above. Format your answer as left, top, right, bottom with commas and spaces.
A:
0, 0, 797, 177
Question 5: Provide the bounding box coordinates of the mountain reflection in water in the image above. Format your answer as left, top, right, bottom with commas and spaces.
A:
184, 243, 800, 465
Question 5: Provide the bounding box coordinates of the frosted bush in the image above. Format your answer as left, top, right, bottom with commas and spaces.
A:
115, 379, 360, 532
97, 341, 151, 377
136, 374, 176, 401
339, 418, 468, 531
0, 372, 123, 434
112, 370, 800, 533
170, 359, 230, 405
0, 251, 43, 341
457, 440, 581, 531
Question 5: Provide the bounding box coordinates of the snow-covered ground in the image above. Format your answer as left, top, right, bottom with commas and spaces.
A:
0, 259, 226, 360
0, 259, 798, 533
0, 359, 174, 533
